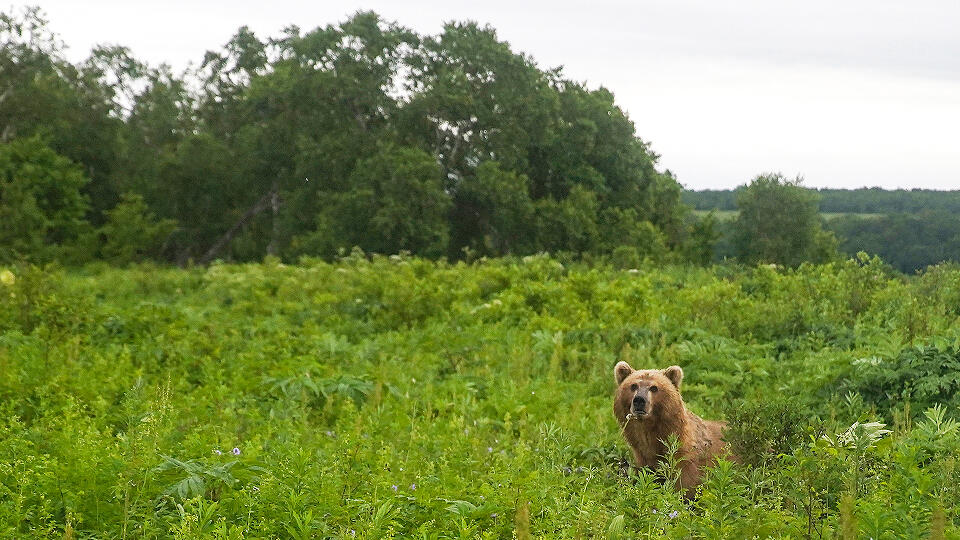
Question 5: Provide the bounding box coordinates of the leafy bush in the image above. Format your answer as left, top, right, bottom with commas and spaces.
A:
842, 345, 960, 417
723, 396, 812, 466
97, 193, 177, 264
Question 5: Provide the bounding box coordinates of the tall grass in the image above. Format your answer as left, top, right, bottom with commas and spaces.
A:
1, 253, 959, 537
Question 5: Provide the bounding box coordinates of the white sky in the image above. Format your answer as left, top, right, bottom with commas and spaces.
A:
31, 0, 960, 190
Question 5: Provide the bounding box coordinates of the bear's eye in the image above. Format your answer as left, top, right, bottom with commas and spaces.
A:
650, 385, 658, 393
630, 383, 638, 392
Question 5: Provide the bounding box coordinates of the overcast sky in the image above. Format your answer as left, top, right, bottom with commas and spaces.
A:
33, 0, 960, 190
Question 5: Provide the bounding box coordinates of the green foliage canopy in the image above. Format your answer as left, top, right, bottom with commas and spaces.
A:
0, 6, 703, 265
0, 137, 90, 263
732, 173, 838, 267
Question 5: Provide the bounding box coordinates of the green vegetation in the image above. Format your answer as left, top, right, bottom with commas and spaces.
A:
684, 188, 960, 215
686, 188, 960, 273
829, 212, 960, 274
0, 6, 695, 266
4, 5, 960, 535
730, 174, 837, 267
2, 5, 955, 274
3, 255, 960, 537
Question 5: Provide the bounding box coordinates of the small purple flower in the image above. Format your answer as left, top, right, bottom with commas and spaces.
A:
410, 483, 417, 490
669, 510, 679, 519
213, 449, 222, 455
487, 447, 493, 453
232, 447, 241, 455
651, 508, 658, 514
392, 485, 398, 492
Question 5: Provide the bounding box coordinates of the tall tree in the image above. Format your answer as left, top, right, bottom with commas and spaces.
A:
0, 137, 90, 263
732, 174, 837, 266
0, 8, 125, 220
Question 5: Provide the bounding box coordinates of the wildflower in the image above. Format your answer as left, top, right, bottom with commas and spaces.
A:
651, 508, 657, 514
487, 447, 493, 453
392, 485, 398, 492
232, 447, 241, 455
410, 483, 417, 490
213, 449, 222, 455
326, 431, 335, 437
669, 510, 679, 519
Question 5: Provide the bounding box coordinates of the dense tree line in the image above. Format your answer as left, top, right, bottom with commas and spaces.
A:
827, 212, 960, 273
685, 187, 960, 215
689, 182, 960, 272
0, 7, 715, 266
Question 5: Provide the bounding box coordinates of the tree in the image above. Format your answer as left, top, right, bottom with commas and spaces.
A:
450, 161, 535, 256
732, 174, 837, 267
97, 193, 176, 264
597, 207, 668, 260
153, 133, 244, 262
533, 186, 600, 254
305, 146, 451, 257
0, 137, 90, 263
682, 212, 719, 265
0, 8, 125, 221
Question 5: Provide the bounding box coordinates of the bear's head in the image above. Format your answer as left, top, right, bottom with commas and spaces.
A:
613, 361, 684, 423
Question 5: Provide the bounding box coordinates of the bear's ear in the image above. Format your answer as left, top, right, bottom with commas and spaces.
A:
614, 361, 634, 385
663, 365, 684, 389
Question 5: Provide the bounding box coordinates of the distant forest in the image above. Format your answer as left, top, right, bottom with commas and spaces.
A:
684, 188, 960, 214
686, 188, 960, 273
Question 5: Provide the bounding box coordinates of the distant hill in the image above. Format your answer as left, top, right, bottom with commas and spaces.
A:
686, 187, 960, 273
683, 188, 960, 215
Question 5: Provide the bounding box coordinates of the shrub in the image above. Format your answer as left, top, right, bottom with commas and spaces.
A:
98, 193, 177, 264
723, 396, 811, 466
841, 345, 960, 418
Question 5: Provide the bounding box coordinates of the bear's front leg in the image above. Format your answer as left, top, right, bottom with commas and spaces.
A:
631, 447, 655, 470
678, 460, 701, 497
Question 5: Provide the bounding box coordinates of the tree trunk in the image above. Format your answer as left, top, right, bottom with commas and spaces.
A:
266, 180, 281, 256
198, 187, 280, 265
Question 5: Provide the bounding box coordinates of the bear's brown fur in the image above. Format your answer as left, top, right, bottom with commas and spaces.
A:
613, 361, 728, 494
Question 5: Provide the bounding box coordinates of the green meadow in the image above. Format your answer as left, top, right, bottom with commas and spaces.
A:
2, 254, 960, 538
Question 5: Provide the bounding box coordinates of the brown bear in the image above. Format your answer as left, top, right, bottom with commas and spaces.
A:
613, 361, 728, 494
